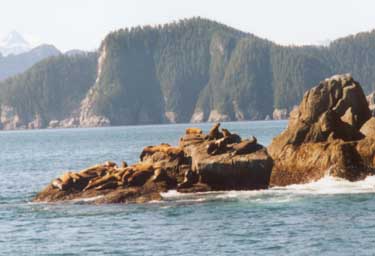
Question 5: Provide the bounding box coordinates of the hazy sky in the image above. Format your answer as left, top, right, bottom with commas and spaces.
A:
1, 0, 375, 51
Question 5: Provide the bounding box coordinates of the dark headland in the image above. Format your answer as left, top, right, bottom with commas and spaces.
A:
34, 74, 375, 204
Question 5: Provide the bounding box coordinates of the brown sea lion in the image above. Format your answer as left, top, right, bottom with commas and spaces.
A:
121, 161, 128, 168
83, 173, 119, 191
78, 165, 108, 179
185, 127, 203, 135
140, 144, 183, 161
105, 161, 117, 168
207, 123, 221, 140
51, 172, 82, 191
206, 137, 226, 155
94, 180, 119, 191
221, 128, 232, 137
120, 169, 135, 184
232, 136, 261, 155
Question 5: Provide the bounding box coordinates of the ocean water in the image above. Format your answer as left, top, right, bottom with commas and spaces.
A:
1, 120, 375, 255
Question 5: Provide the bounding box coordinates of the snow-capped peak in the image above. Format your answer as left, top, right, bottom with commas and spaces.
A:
0, 31, 32, 56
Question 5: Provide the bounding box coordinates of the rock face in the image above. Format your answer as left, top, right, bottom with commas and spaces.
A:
268, 74, 375, 186
272, 108, 288, 120
34, 123, 273, 204
367, 92, 375, 116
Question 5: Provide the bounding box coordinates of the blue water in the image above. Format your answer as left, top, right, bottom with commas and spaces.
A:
1, 120, 375, 255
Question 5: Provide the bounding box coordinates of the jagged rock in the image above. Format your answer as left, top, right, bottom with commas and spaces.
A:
165, 111, 178, 123
27, 113, 43, 129
190, 111, 205, 123
269, 74, 374, 186
0, 104, 24, 130
367, 92, 375, 116
180, 125, 273, 190
272, 108, 288, 120
360, 117, 375, 138
207, 110, 231, 122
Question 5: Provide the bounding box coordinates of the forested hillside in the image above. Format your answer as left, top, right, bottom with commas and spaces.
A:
0, 53, 97, 129
1, 18, 375, 129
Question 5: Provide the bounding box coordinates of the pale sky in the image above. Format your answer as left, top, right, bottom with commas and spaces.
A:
1, 0, 375, 52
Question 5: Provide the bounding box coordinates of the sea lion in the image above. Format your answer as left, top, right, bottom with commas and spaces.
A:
207, 123, 223, 140
206, 134, 239, 155
140, 144, 183, 161
51, 172, 82, 191
185, 127, 203, 135
94, 180, 119, 191
120, 169, 135, 184
78, 165, 107, 179
206, 141, 217, 155
232, 136, 261, 155
121, 161, 128, 168
221, 128, 231, 137
105, 161, 117, 168
83, 173, 119, 191
51, 179, 64, 190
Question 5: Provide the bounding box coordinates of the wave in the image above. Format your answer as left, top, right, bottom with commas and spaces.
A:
160, 175, 375, 204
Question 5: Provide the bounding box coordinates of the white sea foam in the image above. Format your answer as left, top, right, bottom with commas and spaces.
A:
161, 175, 375, 204
70, 195, 104, 203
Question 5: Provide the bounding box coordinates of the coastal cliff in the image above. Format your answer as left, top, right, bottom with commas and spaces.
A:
3, 18, 375, 129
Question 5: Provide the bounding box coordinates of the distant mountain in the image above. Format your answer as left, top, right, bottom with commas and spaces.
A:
1, 18, 375, 130
0, 52, 97, 129
0, 31, 32, 56
0, 44, 61, 81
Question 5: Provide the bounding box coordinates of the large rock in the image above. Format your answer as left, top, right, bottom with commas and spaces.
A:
34, 123, 273, 204
269, 74, 374, 186
179, 124, 273, 191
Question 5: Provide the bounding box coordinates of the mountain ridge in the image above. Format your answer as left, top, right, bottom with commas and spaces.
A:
1, 17, 375, 129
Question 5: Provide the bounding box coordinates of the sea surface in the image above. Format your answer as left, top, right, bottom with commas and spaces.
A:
1, 120, 375, 255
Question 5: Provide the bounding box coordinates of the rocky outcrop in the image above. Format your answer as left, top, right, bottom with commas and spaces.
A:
268, 74, 375, 186
207, 110, 231, 122
0, 105, 23, 130
367, 92, 375, 116
272, 108, 288, 120
79, 88, 111, 127
190, 111, 205, 123
34, 123, 273, 204
48, 117, 80, 129
27, 114, 43, 129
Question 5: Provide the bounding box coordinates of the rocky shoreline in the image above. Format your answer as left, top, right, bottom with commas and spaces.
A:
34, 74, 375, 204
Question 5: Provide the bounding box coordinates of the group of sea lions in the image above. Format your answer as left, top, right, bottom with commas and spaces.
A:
36, 122, 267, 203
205, 123, 259, 156
51, 161, 164, 192
49, 123, 263, 193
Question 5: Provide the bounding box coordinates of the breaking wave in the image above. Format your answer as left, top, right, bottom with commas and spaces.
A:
161, 175, 375, 204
